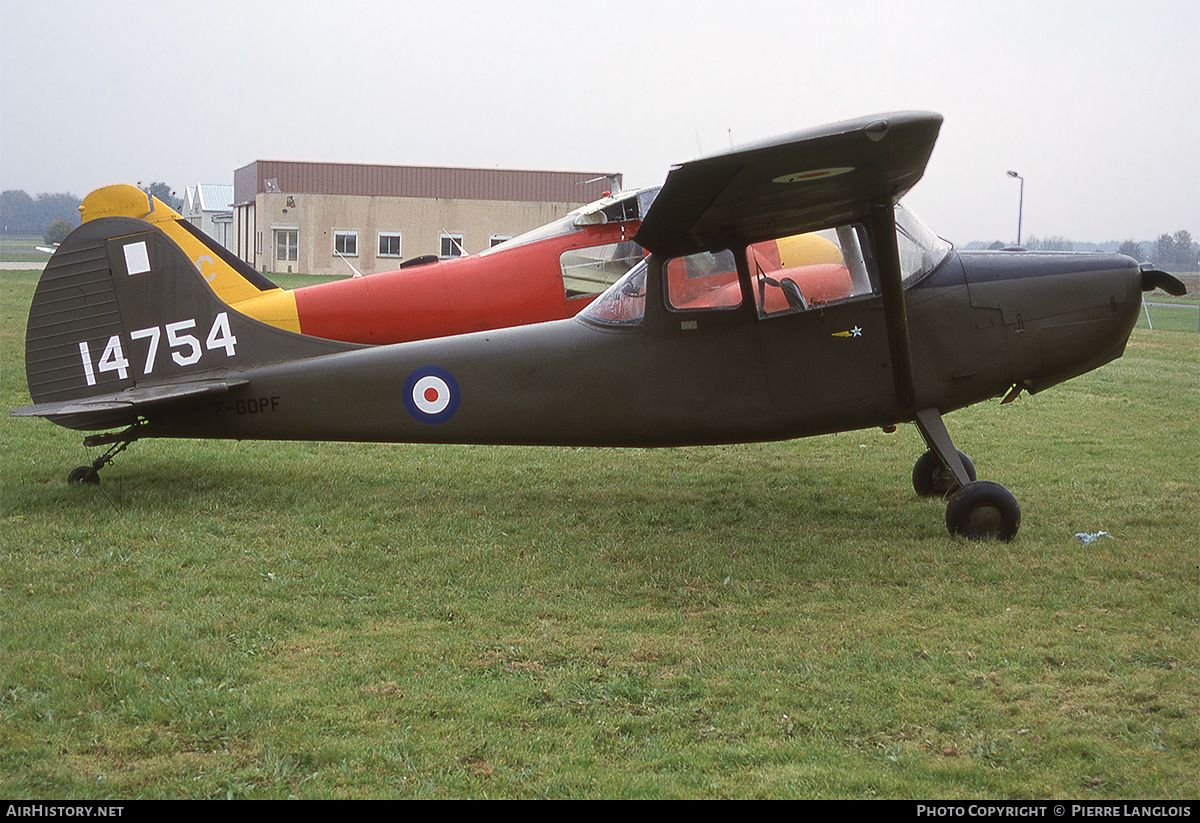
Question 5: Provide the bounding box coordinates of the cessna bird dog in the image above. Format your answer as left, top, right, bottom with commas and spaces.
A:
12, 112, 1186, 541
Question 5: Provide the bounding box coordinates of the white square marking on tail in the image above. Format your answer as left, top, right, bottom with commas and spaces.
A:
124, 241, 151, 275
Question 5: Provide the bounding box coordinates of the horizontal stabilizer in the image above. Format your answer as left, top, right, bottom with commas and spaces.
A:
12, 378, 248, 419
635, 112, 942, 257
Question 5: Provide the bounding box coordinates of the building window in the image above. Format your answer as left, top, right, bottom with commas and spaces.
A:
378, 232, 403, 257
334, 231, 358, 257
489, 235, 512, 248
274, 229, 298, 262
440, 233, 465, 258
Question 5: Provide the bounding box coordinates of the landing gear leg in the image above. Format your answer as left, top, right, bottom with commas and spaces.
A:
913, 409, 973, 493
912, 408, 1020, 541
67, 423, 144, 485
912, 448, 976, 498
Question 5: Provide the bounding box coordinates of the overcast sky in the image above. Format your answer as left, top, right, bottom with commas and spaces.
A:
1, 0, 1196, 245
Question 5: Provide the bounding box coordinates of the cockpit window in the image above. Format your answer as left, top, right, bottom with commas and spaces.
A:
477, 213, 578, 256
579, 259, 647, 326
750, 206, 950, 319
581, 204, 950, 329
664, 249, 742, 311
748, 224, 874, 318
481, 187, 659, 258
560, 241, 646, 297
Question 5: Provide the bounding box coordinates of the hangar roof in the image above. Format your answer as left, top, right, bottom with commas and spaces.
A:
234, 160, 620, 206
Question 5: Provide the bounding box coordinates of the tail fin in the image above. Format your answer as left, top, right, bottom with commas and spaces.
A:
79, 185, 299, 327
17, 216, 356, 430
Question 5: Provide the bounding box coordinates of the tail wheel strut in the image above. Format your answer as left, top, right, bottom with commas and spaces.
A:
67, 423, 144, 485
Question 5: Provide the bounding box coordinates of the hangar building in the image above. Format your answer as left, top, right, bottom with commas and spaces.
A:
232, 160, 620, 276
182, 184, 235, 253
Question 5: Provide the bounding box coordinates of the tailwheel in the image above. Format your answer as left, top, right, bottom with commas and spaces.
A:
945, 481, 1020, 542
912, 449, 976, 497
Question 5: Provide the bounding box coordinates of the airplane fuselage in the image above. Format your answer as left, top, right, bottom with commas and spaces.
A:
133, 249, 1143, 448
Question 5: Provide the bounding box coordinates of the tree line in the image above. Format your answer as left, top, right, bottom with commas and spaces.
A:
2, 184, 181, 244
1131, 231, 1200, 271
1016, 231, 1199, 270
1, 190, 81, 240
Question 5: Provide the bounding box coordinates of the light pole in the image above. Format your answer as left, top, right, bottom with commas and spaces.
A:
1006, 170, 1024, 246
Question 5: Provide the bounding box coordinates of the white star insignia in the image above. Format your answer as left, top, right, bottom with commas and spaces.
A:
850, 326, 862, 337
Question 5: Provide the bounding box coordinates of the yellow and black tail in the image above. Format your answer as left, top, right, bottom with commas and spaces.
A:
79, 185, 304, 333
14, 213, 355, 433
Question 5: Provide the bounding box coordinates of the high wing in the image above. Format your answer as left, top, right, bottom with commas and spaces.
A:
634, 111, 942, 257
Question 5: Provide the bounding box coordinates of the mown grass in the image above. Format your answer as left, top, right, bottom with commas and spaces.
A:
1, 269, 1196, 799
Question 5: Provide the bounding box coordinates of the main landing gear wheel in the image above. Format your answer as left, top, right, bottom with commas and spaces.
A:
912, 449, 976, 497
67, 465, 100, 485
945, 481, 1020, 542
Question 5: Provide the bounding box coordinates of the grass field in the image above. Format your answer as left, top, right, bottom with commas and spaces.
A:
0, 236, 56, 264
1, 268, 1196, 799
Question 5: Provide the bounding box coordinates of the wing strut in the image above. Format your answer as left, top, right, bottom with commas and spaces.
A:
869, 201, 916, 410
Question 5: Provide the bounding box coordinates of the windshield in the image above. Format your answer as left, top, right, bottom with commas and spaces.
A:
478, 212, 579, 256
895, 204, 951, 283
579, 259, 648, 326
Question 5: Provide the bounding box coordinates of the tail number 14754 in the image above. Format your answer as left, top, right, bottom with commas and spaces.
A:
78, 312, 238, 386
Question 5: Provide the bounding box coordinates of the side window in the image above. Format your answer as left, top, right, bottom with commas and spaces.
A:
440, 233, 465, 258
559, 241, 645, 298
378, 232, 402, 258
748, 224, 875, 318
664, 249, 742, 311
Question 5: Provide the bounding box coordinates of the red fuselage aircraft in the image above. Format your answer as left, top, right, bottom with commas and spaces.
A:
77, 184, 656, 345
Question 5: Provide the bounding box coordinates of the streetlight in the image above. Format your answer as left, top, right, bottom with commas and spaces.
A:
1006, 170, 1024, 247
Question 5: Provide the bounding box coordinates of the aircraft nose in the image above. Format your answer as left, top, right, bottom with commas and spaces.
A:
960, 251, 1143, 393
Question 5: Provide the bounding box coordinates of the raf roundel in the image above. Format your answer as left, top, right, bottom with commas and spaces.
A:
403, 366, 460, 423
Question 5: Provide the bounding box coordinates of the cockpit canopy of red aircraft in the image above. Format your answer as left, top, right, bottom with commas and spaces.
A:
480, 187, 661, 298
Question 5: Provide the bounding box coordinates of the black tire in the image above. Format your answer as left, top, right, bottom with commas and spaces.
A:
67, 465, 100, 485
912, 449, 976, 497
945, 481, 1020, 542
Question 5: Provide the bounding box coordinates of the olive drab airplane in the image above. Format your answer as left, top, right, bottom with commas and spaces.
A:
13, 112, 1187, 541
74, 181, 658, 345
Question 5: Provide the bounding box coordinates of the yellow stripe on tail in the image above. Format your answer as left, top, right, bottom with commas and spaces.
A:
78, 185, 301, 332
